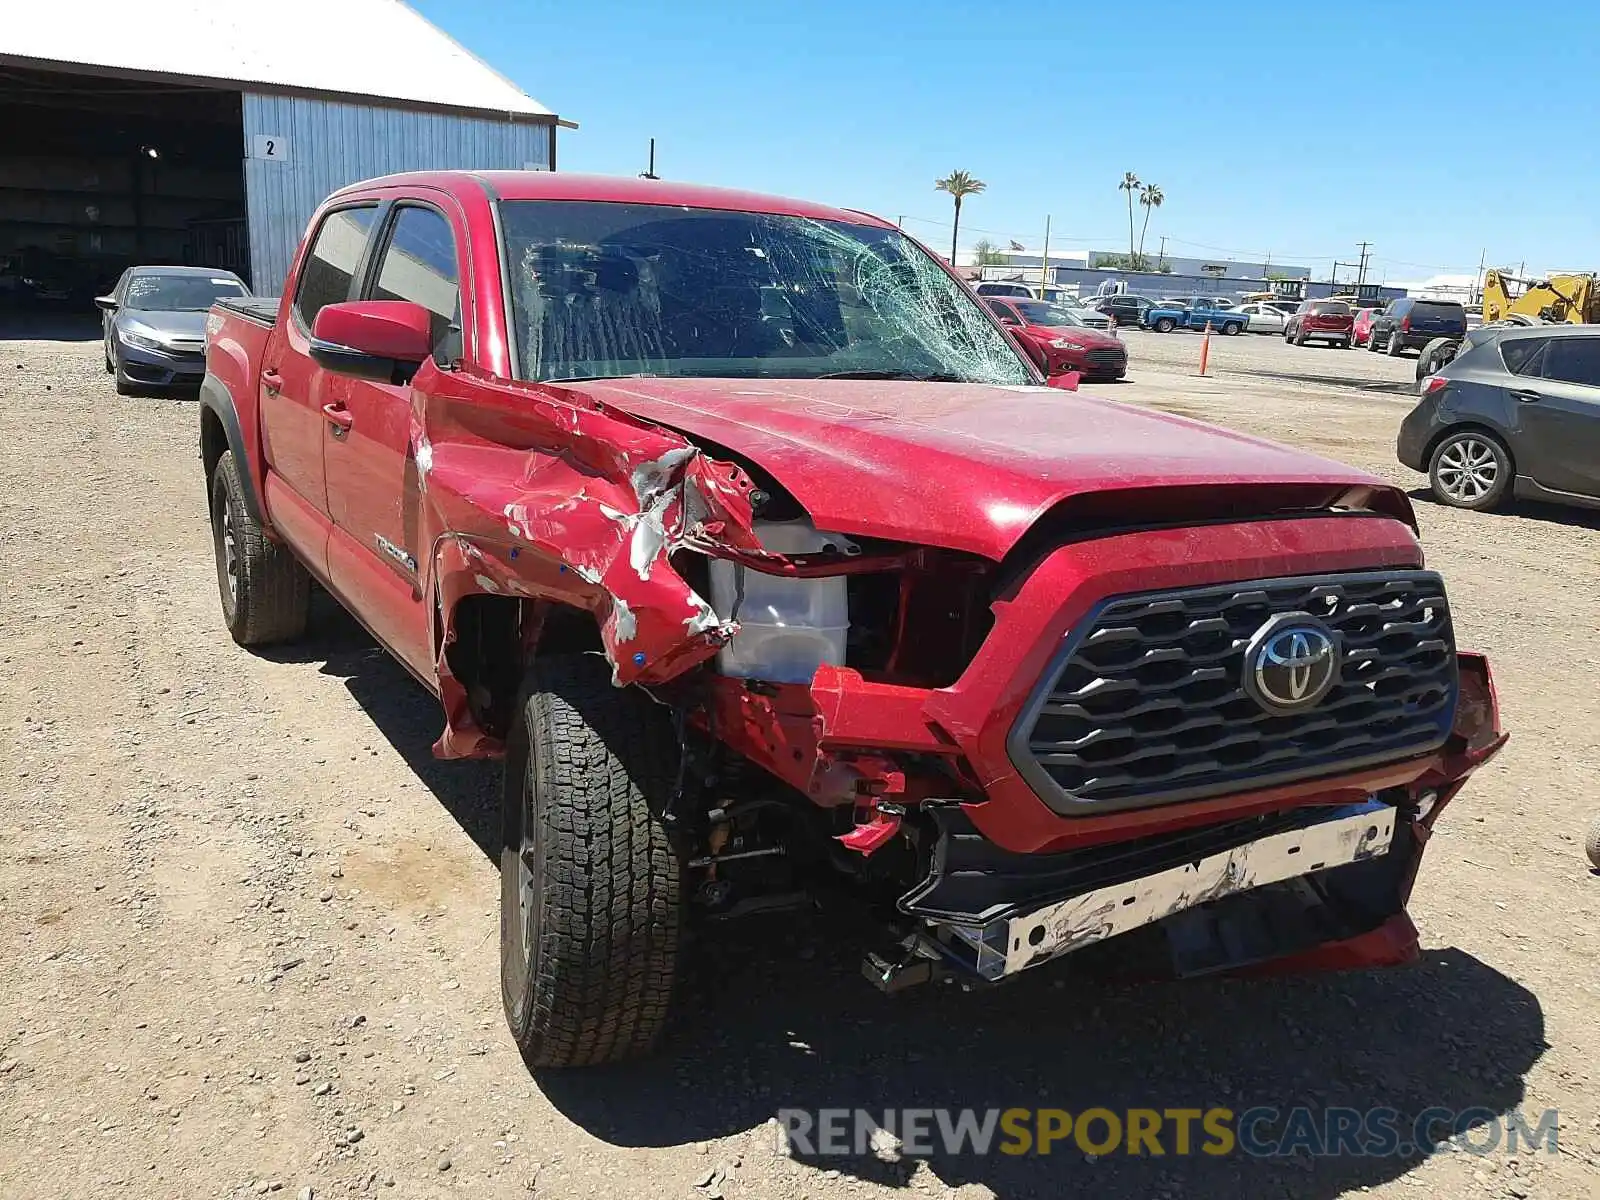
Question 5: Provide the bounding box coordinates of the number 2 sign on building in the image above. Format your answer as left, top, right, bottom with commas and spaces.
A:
250, 135, 291, 163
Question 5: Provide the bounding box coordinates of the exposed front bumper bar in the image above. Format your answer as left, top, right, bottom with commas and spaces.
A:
935, 803, 1396, 981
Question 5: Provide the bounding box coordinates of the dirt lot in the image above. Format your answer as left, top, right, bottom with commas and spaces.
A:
2, 319, 1598, 1200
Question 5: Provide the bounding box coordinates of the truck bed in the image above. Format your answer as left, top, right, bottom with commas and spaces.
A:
216, 296, 280, 327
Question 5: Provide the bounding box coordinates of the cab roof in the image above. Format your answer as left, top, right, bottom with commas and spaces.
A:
331, 171, 895, 229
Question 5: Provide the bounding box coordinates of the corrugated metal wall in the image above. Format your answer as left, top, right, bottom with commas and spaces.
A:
241, 93, 551, 292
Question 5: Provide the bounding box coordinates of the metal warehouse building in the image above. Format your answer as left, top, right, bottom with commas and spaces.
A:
1, 0, 564, 299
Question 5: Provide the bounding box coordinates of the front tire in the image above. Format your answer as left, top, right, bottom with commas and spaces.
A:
209, 450, 310, 644
500, 654, 685, 1069
1223, 321, 1243, 336
1585, 813, 1600, 871
1428, 429, 1511, 511
113, 348, 137, 395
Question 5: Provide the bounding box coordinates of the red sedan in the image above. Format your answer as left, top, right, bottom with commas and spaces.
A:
985, 298, 1128, 381
1352, 306, 1381, 348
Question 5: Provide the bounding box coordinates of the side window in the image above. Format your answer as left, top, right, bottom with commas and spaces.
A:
1500, 338, 1547, 377
371, 205, 462, 361
293, 206, 379, 331
1541, 337, 1600, 387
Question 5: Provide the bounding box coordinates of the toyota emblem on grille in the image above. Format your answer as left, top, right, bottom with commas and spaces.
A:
1242, 613, 1341, 714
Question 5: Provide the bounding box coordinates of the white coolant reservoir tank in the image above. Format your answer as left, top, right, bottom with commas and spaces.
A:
707, 520, 855, 683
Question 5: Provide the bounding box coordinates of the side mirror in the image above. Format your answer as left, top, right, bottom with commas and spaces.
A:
1046, 371, 1081, 391
94, 295, 116, 311
310, 301, 433, 383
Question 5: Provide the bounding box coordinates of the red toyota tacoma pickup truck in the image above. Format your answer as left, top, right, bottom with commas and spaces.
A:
199, 171, 1505, 1069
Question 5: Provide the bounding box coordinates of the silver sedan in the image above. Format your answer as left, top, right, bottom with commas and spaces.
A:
1238, 302, 1289, 335
97, 265, 250, 394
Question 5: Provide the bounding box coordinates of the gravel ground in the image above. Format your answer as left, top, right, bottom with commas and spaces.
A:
2, 317, 1599, 1200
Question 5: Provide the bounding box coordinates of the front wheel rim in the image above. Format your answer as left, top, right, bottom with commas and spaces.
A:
222, 505, 239, 603
1436, 438, 1500, 502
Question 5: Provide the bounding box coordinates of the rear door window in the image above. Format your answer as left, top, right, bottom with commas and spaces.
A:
1499, 337, 1548, 377
293, 205, 379, 331
1542, 337, 1600, 387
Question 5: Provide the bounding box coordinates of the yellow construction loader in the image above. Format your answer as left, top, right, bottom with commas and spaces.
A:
1481, 269, 1600, 325
1415, 269, 1599, 385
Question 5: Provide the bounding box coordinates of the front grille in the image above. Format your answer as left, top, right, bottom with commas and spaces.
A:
1009, 571, 1458, 814
1084, 348, 1126, 369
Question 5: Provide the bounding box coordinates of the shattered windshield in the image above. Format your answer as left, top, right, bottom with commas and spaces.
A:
498, 201, 1034, 385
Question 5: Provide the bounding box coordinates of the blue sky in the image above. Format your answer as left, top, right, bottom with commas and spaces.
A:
413, 1, 1597, 280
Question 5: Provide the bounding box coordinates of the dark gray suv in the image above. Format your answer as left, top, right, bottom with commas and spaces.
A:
1397, 325, 1600, 511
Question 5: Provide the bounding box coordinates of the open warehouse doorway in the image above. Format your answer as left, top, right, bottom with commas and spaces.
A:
0, 64, 246, 312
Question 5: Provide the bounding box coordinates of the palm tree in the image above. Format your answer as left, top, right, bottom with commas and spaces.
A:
1118, 172, 1141, 266
1137, 184, 1164, 266
934, 170, 986, 264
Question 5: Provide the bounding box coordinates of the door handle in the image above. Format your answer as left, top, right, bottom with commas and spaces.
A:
262, 368, 282, 397
322, 402, 355, 432
1510, 389, 1541, 403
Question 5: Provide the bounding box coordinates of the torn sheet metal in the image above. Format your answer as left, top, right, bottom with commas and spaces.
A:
408, 367, 780, 712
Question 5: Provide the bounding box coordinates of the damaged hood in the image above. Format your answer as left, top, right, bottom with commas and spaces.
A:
567, 377, 1396, 560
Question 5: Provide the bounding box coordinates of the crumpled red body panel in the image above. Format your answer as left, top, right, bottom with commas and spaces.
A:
406, 368, 786, 755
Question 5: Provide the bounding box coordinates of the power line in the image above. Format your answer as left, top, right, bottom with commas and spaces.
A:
898, 216, 1483, 275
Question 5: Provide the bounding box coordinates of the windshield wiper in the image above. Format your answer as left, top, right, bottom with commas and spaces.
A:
813, 369, 964, 382
545, 372, 661, 384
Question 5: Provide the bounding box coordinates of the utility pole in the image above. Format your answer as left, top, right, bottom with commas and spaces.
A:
1475, 247, 1486, 304
896, 215, 904, 228
1356, 241, 1372, 288
1158, 235, 1167, 266
1039, 214, 1051, 294
639, 138, 659, 180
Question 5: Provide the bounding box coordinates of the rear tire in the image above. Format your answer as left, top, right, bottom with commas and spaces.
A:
1155, 317, 1176, 333
1417, 337, 1459, 381
1428, 429, 1511, 511
1585, 813, 1600, 871
209, 450, 310, 645
1387, 330, 1405, 357
500, 654, 685, 1069
1294, 329, 1307, 346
